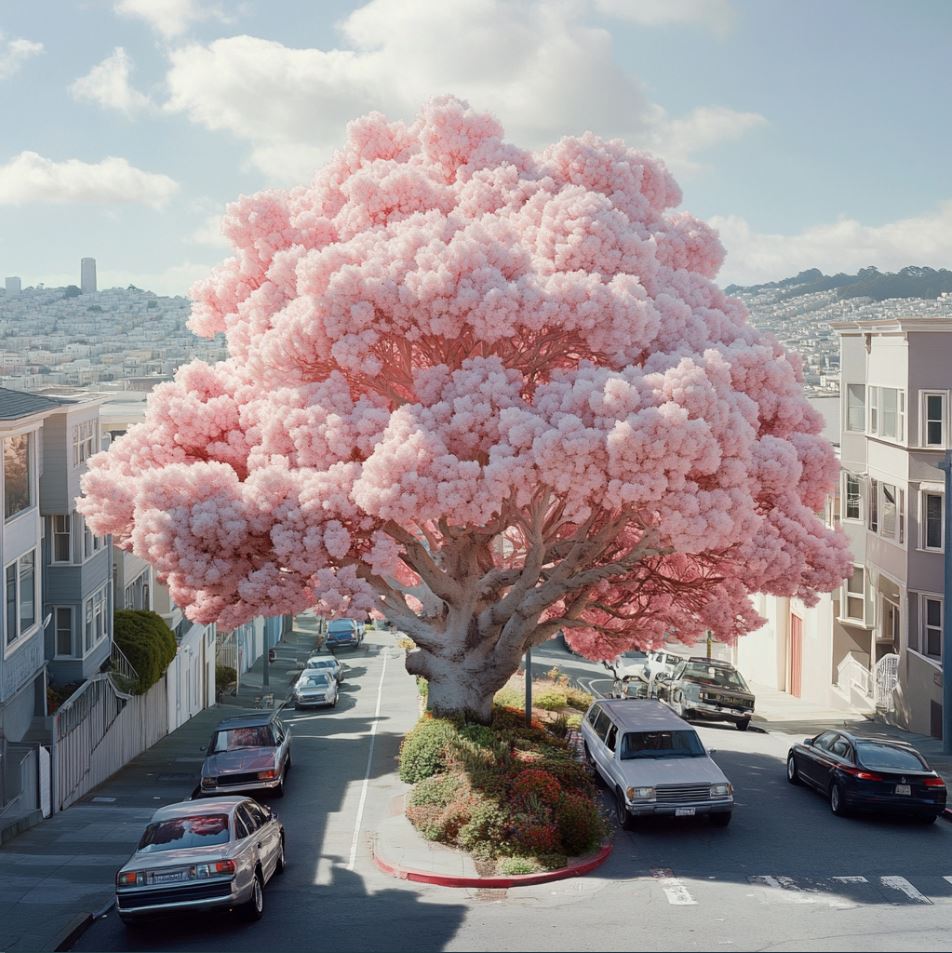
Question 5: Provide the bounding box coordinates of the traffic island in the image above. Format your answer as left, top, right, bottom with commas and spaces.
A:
371, 813, 612, 888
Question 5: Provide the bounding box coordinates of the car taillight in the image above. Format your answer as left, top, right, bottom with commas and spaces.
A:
116, 870, 142, 887
258, 769, 277, 780
195, 859, 237, 878
924, 776, 947, 788
841, 767, 884, 781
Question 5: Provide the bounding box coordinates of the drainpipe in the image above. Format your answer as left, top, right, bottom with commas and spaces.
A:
938, 450, 952, 754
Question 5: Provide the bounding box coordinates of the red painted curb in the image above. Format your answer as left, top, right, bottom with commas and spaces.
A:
372, 838, 613, 888
942, 807, 952, 822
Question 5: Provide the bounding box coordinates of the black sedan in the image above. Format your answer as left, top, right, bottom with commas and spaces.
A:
787, 730, 947, 822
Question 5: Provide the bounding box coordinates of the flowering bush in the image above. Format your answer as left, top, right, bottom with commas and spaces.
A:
556, 793, 607, 856
511, 769, 562, 810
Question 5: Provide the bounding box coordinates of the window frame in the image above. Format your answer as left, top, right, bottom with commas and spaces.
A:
842, 472, 862, 522
81, 584, 109, 657
846, 384, 865, 433
920, 490, 944, 553
3, 431, 34, 523
71, 419, 96, 468
54, 606, 74, 658
842, 565, 867, 625
52, 514, 73, 565
921, 391, 948, 449
919, 594, 943, 661
4, 548, 39, 652
868, 385, 879, 434
868, 477, 879, 534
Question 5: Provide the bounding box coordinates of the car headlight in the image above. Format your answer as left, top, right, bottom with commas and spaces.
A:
626, 786, 656, 801
710, 783, 732, 798
682, 682, 701, 700
202, 776, 217, 787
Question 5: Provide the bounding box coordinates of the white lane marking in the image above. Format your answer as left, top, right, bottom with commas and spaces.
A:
943, 876, 952, 887
650, 868, 697, 905
346, 648, 389, 871
880, 876, 932, 904
750, 875, 815, 903
832, 876, 868, 884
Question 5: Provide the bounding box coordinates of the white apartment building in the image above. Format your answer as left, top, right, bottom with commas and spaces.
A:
832, 318, 952, 736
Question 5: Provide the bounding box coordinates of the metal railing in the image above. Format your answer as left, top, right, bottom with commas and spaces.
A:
107, 641, 139, 694
837, 654, 873, 699
874, 653, 900, 711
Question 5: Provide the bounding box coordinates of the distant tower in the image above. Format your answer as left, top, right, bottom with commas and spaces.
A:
4, 276, 21, 295
81, 258, 97, 294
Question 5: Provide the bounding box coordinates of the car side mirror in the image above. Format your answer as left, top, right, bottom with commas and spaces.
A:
803, 738, 813, 746
199, 745, 207, 753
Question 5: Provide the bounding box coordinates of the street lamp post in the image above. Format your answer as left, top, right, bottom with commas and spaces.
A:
937, 451, 952, 754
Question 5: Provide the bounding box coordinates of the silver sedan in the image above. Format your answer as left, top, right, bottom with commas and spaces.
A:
115, 797, 285, 925
292, 670, 339, 708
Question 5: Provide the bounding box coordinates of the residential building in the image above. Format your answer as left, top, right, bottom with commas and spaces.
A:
4, 278, 20, 296
80, 258, 96, 295
832, 317, 952, 735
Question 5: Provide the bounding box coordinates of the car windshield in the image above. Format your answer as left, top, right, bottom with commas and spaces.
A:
328, 621, 355, 632
620, 650, 647, 660
138, 814, 230, 853
621, 730, 706, 759
210, 726, 273, 752
855, 742, 928, 772
307, 659, 334, 668
301, 673, 330, 687
682, 663, 749, 691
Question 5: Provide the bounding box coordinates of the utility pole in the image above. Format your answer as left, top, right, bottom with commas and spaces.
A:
938, 451, 952, 754
706, 629, 713, 659
525, 646, 532, 726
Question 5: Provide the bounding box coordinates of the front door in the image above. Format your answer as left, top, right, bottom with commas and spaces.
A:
790, 614, 803, 698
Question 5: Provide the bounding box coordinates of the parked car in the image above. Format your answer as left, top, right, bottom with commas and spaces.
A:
304, 655, 345, 682
325, 618, 364, 650
291, 670, 338, 709
657, 657, 755, 731
115, 797, 285, 925
580, 698, 734, 829
786, 731, 947, 821
199, 713, 292, 798
643, 650, 687, 683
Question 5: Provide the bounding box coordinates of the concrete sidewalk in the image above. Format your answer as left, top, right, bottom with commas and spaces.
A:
0, 618, 325, 953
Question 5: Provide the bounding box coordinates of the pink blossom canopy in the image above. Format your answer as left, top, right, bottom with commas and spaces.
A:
79, 97, 850, 662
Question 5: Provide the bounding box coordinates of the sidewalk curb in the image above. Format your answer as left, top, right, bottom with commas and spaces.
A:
942, 807, 952, 823
371, 837, 613, 888
52, 911, 93, 952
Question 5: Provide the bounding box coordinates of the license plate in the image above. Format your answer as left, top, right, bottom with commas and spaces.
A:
150, 870, 187, 884
675, 807, 696, 817
895, 784, 911, 796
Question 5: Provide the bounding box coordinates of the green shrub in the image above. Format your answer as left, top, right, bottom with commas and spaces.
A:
416, 676, 429, 699
399, 718, 456, 783
535, 690, 568, 711
494, 686, 522, 710
497, 856, 540, 875
565, 687, 594, 711
113, 610, 177, 694
408, 773, 462, 808
566, 713, 582, 730
216, 665, 236, 688
556, 793, 606, 855
536, 852, 568, 871
458, 801, 509, 854
458, 723, 495, 748
548, 713, 570, 739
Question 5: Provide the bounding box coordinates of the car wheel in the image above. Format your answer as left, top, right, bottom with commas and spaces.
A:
119, 916, 145, 930
615, 788, 635, 831
736, 718, 751, 732
242, 870, 265, 921
918, 814, 938, 825
830, 781, 848, 817
275, 835, 287, 874
786, 754, 801, 785
582, 743, 602, 785
710, 811, 732, 828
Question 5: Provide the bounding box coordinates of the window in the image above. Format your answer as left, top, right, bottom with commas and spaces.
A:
55, 607, 73, 656
846, 384, 865, 432
844, 566, 865, 623
922, 492, 943, 551
72, 420, 95, 467
881, 483, 897, 539
82, 517, 104, 560
82, 585, 108, 654
868, 386, 878, 433
3, 433, 32, 521
868, 478, 878, 533
921, 596, 942, 660
4, 549, 37, 647
843, 473, 862, 521
865, 387, 904, 441
922, 392, 947, 448
882, 596, 900, 646
899, 488, 905, 544
53, 515, 72, 563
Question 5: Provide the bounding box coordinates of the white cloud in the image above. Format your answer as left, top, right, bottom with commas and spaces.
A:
0, 33, 43, 79
187, 212, 229, 247
69, 48, 152, 115
595, 0, 735, 36
0, 152, 179, 207
115, 0, 229, 38
711, 201, 952, 286
163, 0, 763, 182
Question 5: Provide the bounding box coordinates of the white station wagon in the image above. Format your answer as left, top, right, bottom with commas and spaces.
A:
580, 698, 734, 829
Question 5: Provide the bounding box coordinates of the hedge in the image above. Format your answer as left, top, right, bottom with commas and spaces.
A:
113, 610, 177, 694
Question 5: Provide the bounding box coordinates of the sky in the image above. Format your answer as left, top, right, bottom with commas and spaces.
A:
0, 0, 949, 295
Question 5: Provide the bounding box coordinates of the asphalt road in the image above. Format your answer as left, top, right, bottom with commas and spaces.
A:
73, 635, 952, 952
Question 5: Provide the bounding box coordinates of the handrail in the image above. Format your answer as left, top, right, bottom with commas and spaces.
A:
837, 654, 872, 698
108, 641, 139, 690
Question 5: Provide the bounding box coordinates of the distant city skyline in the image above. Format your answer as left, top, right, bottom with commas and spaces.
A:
1, 1, 949, 296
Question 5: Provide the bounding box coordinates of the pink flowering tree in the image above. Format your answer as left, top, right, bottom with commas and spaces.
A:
79, 98, 851, 722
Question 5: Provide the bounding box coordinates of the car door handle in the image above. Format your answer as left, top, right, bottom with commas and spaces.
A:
257, 841, 263, 849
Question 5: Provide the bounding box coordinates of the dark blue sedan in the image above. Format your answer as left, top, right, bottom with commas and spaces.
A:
786, 730, 947, 822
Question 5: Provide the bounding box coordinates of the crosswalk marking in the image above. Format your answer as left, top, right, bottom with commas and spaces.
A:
750, 875, 816, 903
832, 876, 868, 884
880, 876, 932, 904
651, 868, 698, 905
